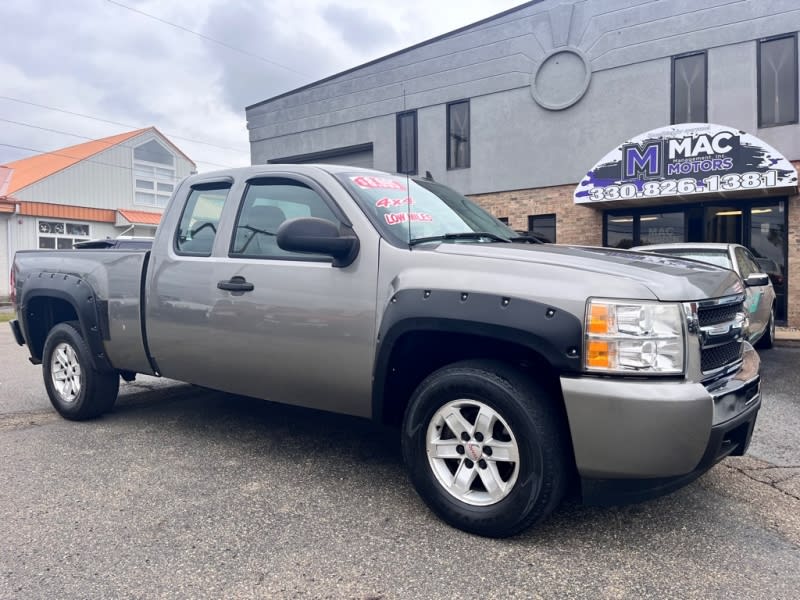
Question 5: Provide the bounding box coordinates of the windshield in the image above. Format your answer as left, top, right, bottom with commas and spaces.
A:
656, 249, 733, 270
338, 173, 516, 245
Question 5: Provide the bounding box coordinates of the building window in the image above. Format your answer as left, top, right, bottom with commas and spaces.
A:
497, 217, 509, 225
447, 100, 470, 169
38, 220, 91, 249
672, 51, 707, 124
396, 110, 417, 175
133, 139, 176, 208
758, 34, 799, 127
527, 214, 556, 243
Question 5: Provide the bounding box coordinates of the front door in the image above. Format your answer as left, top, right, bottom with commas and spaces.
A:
148, 176, 380, 418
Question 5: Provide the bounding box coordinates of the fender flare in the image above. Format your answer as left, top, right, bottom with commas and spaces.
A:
19, 272, 114, 373
371, 289, 584, 422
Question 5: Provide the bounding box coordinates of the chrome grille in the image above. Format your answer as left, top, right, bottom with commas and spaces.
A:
693, 297, 746, 379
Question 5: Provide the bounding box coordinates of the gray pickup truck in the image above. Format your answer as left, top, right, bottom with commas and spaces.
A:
9, 165, 761, 537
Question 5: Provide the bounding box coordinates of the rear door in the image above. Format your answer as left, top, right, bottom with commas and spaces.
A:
147, 173, 379, 418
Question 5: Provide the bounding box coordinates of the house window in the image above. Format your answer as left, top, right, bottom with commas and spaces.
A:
759, 34, 799, 127
447, 100, 470, 169
133, 139, 176, 208
38, 220, 91, 249
672, 52, 707, 124
497, 217, 509, 225
527, 214, 556, 243
396, 110, 417, 175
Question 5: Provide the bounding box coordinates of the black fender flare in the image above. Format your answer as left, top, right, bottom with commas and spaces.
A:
371, 289, 584, 421
19, 272, 114, 373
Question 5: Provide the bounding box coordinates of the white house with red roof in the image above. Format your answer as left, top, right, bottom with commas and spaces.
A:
0, 128, 195, 297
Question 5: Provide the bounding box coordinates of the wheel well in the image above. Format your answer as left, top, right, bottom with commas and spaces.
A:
25, 296, 79, 361
379, 330, 565, 428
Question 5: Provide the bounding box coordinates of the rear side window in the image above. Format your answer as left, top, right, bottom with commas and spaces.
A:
175, 183, 231, 256
230, 178, 339, 260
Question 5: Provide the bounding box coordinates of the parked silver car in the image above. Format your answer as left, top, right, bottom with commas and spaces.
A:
631, 243, 776, 348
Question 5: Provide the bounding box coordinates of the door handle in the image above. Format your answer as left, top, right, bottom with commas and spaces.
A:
217, 276, 254, 292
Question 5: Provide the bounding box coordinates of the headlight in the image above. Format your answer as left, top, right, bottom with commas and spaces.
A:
584, 299, 685, 374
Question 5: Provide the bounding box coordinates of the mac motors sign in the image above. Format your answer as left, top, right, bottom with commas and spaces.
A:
574, 123, 797, 204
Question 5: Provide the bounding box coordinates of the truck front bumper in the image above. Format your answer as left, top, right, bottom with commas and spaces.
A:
560, 343, 761, 506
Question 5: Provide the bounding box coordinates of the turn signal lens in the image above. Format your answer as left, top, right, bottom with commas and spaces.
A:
586, 340, 612, 368
588, 303, 610, 334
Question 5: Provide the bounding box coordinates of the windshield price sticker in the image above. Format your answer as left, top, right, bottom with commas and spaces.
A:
375, 197, 413, 208
351, 176, 406, 190
574, 123, 797, 204
385, 212, 433, 225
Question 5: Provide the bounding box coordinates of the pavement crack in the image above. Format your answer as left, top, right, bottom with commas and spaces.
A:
726, 463, 800, 502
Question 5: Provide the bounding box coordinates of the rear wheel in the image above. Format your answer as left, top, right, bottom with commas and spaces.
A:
402, 360, 569, 537
42, 322, 119, 420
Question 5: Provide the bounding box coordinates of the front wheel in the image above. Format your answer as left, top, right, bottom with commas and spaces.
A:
42, 322, 119, 420
402, 360, 569, 537
756, 306, 775, 350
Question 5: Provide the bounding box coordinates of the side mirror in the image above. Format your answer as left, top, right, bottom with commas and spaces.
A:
744, 273, 770, 287
276, 217, 359, 268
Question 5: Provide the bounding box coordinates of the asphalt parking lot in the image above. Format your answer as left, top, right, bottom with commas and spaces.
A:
1, 326, 798, 599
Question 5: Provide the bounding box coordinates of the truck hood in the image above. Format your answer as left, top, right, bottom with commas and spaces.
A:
432, 243, 743, 302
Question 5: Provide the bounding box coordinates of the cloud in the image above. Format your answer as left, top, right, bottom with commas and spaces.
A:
0, 0, 523, 169
322, 4, 399, 52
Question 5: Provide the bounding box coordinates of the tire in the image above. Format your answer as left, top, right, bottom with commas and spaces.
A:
402, 360, 569, 538
756, 306, 775, 350
42, 321, 119, 421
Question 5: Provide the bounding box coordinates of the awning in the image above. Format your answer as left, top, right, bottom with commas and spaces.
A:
575, 123, 798, 207
116, 209, 162, 227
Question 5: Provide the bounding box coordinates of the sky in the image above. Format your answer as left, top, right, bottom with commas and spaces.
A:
0, 0, 525, 172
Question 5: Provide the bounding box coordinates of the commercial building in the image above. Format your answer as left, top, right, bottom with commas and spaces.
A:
0, 128, 195, 297
246, 0, 800, 326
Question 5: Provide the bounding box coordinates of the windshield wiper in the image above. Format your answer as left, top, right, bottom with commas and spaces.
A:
509, 233, 546, 244
409, 232, 511, 247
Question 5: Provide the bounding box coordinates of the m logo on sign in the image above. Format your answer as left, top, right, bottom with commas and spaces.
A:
622, 142, 662, 179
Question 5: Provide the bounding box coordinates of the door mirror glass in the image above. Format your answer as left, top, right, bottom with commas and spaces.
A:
276, 217, 359, 267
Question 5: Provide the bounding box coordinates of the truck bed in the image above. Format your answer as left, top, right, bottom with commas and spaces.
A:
13, 249, 153, 375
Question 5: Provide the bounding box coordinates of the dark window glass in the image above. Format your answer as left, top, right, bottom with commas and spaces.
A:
134, 139, 174, 165
749, 201, 786, 320
638, 212, 686, 245
447, 100, 470, 169
231, 179, 338, 260
497, 217, 509, 225
527, 214, 556, 243
705, 206, 743, 245
396, 111, 417, 175
672, 52, 706, 123
57, 238, 74, 249
175, 184, 231, 256
38, 237, 56, 249
759, 35, 799, 126
605, 215, 634, 249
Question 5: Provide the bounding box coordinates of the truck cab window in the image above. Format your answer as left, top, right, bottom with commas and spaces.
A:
231, 179, 339, 259
175, 184, 231, 256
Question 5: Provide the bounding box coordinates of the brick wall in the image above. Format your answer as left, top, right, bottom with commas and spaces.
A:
471, 183, 602, 245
